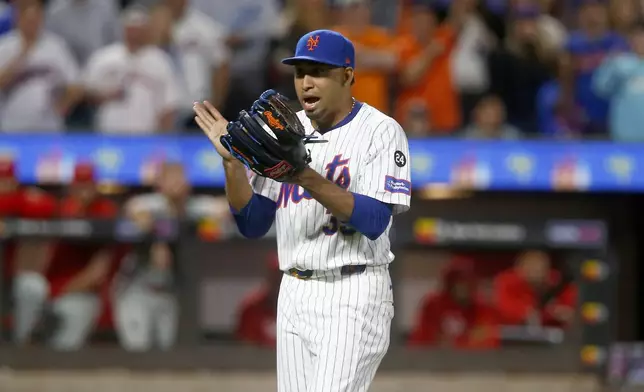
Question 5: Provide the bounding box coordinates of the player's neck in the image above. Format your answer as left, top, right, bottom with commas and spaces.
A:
314, 97, 356, 130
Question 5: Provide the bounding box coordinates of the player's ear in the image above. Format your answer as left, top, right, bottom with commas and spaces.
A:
344, 67, 354, 87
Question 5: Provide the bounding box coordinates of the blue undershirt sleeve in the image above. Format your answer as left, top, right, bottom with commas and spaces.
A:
348, 193, 393, 241
230, 193, 277, 239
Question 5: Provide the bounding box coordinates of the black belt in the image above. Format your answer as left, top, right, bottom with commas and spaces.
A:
287, 265, 367, 280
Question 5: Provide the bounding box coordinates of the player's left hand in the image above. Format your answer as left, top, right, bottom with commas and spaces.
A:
219, 90, 324, 182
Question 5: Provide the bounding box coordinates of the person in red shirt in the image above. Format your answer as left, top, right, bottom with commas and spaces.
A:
40, 162, 120, 350
235, 253, 282, 348
0, 157, 58, 346
408, 257, 500, 350
493, 249, 577, 328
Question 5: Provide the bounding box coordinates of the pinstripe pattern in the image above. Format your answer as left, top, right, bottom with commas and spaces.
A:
252, 103, 410, 391
250, 103, 411, 272
277, 266, 394, 392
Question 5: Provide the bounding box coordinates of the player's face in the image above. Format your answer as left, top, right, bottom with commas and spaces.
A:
518, 251, 551, 285
294, 62, 351, 123
451, 282, 471, 304
410, 9, 436, 40
579, 3, 608, 32
16, 4, 43, 41
474, 98, 505, 129
158, 165, 189, 200
124, 23, 150, 48
513, 18, 539, 42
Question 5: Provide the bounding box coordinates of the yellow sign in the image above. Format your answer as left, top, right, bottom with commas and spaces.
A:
197, 218, 221, 241
581, 260, 607, 281
606, 155, 633, 184
414, 218, 438, 244
94, 148, 122, 173
581, 302, 607, 324
506, 153, 534, 182
580, 345, 605, 366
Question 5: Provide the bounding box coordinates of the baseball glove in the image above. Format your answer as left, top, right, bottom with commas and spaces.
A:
220, 90, 325, 182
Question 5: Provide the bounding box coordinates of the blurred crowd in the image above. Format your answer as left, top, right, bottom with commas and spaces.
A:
0, 152, 578, 352
0, 0, 643, 140
406, 250, 576, 349
0, 156, 233, 351
237, 249, 577, 350
0, 0, 594, 352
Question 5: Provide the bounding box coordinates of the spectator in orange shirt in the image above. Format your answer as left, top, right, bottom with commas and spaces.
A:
394, 0, 463, 136
235, 253, 282, 348
38, 162, 120, 350
333, 0, 397, 113
493, 250, 576, 328
408, 258, 499, 350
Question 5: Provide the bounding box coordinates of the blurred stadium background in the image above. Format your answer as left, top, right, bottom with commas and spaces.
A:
0, 0, 643, 390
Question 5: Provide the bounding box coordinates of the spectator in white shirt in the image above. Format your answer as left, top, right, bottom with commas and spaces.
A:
46, 0, 120, 67
450, 0, 495, 122
191, 0, 282, 120
83, 6, 181, 134
46, 0, 120, 130
160, 0, 230, 128
0, 1, 82, 132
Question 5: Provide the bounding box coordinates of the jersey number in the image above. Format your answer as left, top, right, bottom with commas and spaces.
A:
323, 216, 357, 236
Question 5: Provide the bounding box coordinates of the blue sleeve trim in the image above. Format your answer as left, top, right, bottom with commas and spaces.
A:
231, 193, 277, 239
348, 193, 393, 241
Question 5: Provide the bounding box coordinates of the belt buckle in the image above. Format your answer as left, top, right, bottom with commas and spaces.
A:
289, 268, 313, 280
341, 265, 367, 276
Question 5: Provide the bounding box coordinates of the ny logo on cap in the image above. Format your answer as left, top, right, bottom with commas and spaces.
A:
306, 35, 320, 51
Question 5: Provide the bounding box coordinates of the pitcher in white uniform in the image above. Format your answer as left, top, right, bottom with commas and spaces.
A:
194, 29, 411, 392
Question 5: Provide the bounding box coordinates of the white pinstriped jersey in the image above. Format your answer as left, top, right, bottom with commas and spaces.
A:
251, 102, 411, 271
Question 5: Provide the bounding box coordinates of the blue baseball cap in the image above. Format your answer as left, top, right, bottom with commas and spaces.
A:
281, 29, 355, 69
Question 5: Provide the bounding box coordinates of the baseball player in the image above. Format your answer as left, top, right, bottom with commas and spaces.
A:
15, 162, 120, 350
113, 162, 230, 351
0, 157, 58, 346
194, 29, 411, 392
235, 252, 281, 348
43, 162, 120, 351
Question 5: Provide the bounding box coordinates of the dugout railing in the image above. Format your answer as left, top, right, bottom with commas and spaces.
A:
0, 191, 622, 380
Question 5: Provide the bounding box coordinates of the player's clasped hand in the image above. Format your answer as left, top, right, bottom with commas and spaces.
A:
193, 101, 233, 161
197, 89, 323, 182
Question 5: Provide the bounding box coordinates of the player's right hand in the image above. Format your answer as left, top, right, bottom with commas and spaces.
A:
193, 101, 233, 162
